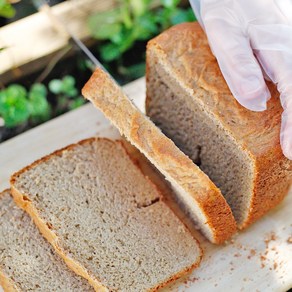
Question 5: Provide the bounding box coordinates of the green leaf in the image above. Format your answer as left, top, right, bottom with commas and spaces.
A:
5, 84, 27, 100
61, 75, 75, 89
0, 87, 30, 128
49, 79, 63, 94
88, 9, 123, 40
120, 2, 132, 28
0, 91, 8, 112
61, 76, 78, 97
155, 7, 172, 29
0, 0, 16, 18
28, 84, 49, 117
66, 88, 78, 98
170, 7, 196, 25
30, 83, 47, 96
135, 12, 158, 40
100, 42, 121, 62
118, 28, 136, 53
161, 0, 180, 9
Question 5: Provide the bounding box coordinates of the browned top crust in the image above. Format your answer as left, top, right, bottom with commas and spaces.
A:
147, 22, 292, 228
82, 69, 237, 243
147, 22, 284, 160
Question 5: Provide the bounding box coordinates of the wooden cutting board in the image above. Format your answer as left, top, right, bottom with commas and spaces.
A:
0, 78, 291, 292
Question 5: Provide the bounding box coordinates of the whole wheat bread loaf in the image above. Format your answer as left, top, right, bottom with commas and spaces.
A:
10, 138, 202, 291
146, 22, 292, 228
0, 189, 93, 292
82, 69, 236, 244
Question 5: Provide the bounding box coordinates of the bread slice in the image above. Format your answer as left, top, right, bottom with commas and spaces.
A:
10, 138, 202, 291
0, 189, 93, 292
146, 22, 292, 229
82, 70, 236, 244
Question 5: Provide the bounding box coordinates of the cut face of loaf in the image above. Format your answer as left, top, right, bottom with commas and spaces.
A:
146, 22, 292, 228
0, 190, 93, 292
10, 138, 202, 291
82, 69, 236, 244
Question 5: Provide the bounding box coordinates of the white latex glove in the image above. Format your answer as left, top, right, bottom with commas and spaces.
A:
189, 0, 292, 160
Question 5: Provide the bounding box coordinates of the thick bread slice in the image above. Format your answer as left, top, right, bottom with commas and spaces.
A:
10, 138, 202, 291
146, 22, 292, 228
0, 189, 93, 292
82, 70, 236, 244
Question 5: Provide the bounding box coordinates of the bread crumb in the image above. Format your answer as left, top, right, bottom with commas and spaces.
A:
287, 236, 292, 244
260, 254, 267, 268
234, 253, 241, 257
247, 249, 256, 259
264, 232, 277, 248
273, 262, 278, 270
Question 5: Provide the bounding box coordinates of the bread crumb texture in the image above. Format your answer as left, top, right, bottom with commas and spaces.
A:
11, 138, 201, 291
0, 190, 93, 292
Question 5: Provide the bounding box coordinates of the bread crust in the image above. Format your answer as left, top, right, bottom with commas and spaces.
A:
10, 138, 202, 291
0, 190, 20, 292
146, 22, 292, 228
120, 140, 203, 291
0, 271, 19, 292
82, 69, 236, 243
10, 138, 112, 292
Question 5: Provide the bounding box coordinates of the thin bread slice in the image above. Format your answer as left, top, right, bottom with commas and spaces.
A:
0, 189, 93, 292
82, 69, 236, 244
10, 138, 202, 291
145, 22, 292, 228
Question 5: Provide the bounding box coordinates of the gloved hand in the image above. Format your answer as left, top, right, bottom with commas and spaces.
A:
190, 0, 292, 160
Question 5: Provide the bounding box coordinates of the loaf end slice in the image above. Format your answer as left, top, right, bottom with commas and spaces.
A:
0, 189, 93, 292
10, 138, 202, 291
82, 70, 236, 244
146, 22, 292, 228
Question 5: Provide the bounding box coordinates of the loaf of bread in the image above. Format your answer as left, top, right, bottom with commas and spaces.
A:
0, 189, 93, 292
146, 22, 292, 228
82, 69, 236, 244
10, 138, 202, 291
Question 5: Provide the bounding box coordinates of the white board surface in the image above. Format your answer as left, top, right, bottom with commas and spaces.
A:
0, 78, 291, 292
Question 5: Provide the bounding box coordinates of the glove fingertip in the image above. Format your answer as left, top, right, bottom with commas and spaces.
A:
280, 114, 292, 160
281, 141, 292, 160
234, 86, 270, 112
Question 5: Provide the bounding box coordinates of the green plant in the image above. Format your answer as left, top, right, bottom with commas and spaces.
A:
0, 0, 15, 18
88, 0, 195, 63
0, 75, 85, 129
48, 75, 85, 113
29, 83, 51, 122
0, 83, 50, 128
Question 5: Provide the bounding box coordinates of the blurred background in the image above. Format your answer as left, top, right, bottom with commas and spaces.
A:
0, 0, 195, 143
